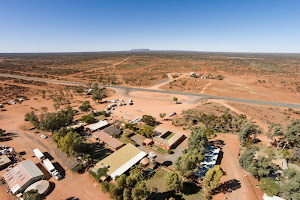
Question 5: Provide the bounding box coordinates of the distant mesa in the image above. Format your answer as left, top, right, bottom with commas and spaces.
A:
131, 49, 150, 51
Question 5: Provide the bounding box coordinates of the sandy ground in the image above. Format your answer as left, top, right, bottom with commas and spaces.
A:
212, 134, 263, 200
0, 98, 111, 200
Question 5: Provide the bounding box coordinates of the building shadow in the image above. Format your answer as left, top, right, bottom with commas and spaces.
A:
43, 152, 54, 161
212, 179, 241, 195
66, 197, 80, 200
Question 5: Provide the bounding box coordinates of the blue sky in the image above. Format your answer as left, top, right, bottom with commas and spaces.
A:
0, 0, 300, 53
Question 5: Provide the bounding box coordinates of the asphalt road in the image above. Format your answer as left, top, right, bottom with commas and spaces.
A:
1, 73, 300, 109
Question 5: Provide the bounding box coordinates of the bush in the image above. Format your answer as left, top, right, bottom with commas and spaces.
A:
141, 115, 156, 126
79, 101, 92, 112
89, 168, 108, 182
72, 164, 86, 174
81, 115, 95, 124
258, 178, 280, 197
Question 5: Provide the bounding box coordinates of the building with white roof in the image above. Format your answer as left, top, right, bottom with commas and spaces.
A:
85, 120, 109, 133
3, 160, 44, 194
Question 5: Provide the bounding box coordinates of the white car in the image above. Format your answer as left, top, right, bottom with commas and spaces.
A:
40, 134, 47, 139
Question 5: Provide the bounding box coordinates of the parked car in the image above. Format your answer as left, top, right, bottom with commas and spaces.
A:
40, 134, 47, 139
169, 112, 176, 117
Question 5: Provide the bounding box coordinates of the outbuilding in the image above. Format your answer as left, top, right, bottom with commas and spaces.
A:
3, 160, 44, 194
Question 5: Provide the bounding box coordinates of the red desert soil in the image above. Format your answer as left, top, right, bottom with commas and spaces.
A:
0, 97, 111, 200
212, 134, 263, 200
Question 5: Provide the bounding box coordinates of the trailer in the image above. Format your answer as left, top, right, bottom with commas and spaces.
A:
43, 159, 62, 180
33, 148, 45, 161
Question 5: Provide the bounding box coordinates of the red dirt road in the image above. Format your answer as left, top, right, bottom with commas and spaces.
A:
213, 134, 263, 200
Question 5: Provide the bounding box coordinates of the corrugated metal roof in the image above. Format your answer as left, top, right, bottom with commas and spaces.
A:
93, 144, 147, 179
86, 120, 108, 131
93, 131, 124, 149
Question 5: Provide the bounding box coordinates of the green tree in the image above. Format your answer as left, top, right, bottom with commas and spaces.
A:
23, 189, 43, 200
203, 165, 223, 196
92, 89, 105, 103
24, 111, 40, 127
285, 119, 300, 148
141, 115, 156, 126
281, 169, 300, 200
173, 97, 178, 102
138, 125, 154, 138
79, 101, 92, 112
159, 113, 166, 119
239, 147, 257, 170
54, 128, 83, 156
188, 128, 208, 151
132, 182, 150, 200
81, 115, 95, 124
165, 171, 182, 193
258, 178, 280, 197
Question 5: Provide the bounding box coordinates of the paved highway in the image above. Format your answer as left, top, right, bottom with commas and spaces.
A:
1, 73, 300, 109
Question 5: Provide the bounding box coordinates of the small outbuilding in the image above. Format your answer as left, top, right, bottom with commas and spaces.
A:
140, 158, 149, 167
143, 138, 153, 146
85, 120, 109, 133
103, 126, 122, 138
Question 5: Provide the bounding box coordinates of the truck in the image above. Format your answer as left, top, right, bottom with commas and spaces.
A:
43, 158, 62, 180
33, 148, 45, 161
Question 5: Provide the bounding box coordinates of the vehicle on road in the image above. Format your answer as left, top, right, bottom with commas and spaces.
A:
43, 158, 62, 180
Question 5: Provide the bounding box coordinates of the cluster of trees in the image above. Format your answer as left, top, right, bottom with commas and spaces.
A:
138, 125, 154, 138
91, 83, 107, 103
175, 128, 208, 177
267, 120, 300, 151
257, 169, 300, 199
239, 147, 278, 179
52, 127, 83, 156
81, 114, 95, 124
141, 115, 156, 126
79, 101, 92, 112
24, 106, 74, 132
177, 109, 261, 146
101, 165, 149, 200
164, 171, 182, 192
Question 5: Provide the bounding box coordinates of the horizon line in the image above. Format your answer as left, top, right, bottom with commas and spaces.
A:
1, 50, 300, 54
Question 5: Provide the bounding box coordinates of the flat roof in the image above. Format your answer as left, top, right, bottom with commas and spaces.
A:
93, 144, 147, 179
194, 146, 220, 178
4, 160, 44, 193
0, 155, 11, 167
93, 131, 124, 149
86, 120, 108, 131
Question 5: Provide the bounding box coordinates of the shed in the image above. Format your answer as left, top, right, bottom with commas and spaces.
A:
86, 120, 109, 133
93, 131, 125, 151
140, 158, 149, 166
143, 138, 153, 146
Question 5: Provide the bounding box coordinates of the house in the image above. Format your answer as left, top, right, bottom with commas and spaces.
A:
93, 131, 125, 151
0, 155, 11, 170
92, 144, 147, 180
194, 146, 220, 179
85, 120, 109, 133
102, 126, 122, 138
3, 160, 44, 194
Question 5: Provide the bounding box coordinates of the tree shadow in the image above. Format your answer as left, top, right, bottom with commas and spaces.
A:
181, 181, 201, 195
162, 161, 173, 167
66, 197, 80, 200
0, 132, 18, 142
212, 179, 241, 195
147, 190, 184, 200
